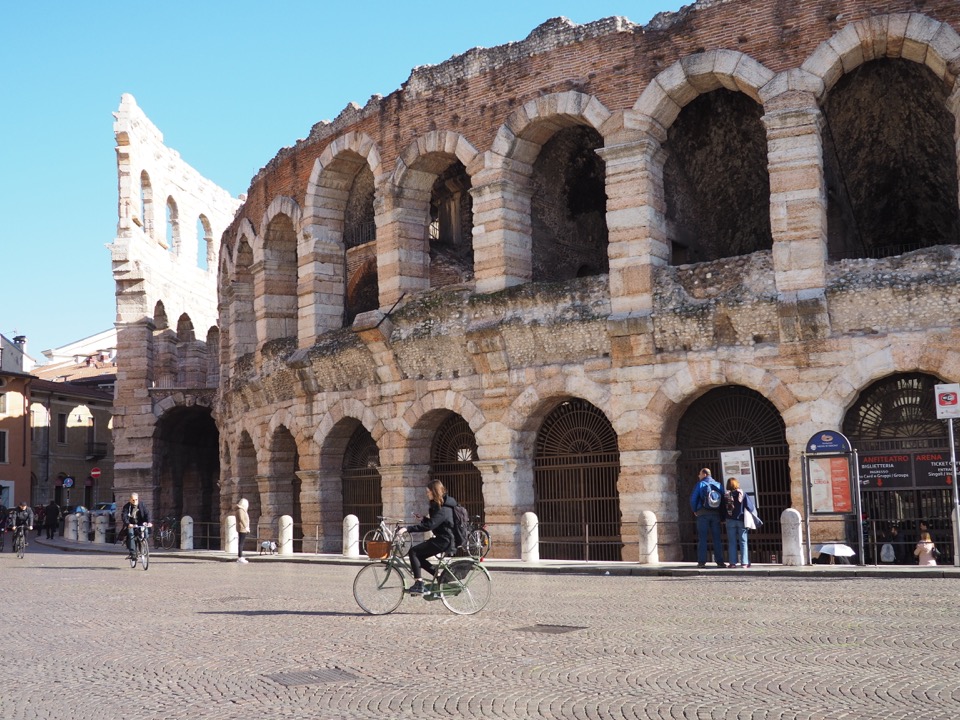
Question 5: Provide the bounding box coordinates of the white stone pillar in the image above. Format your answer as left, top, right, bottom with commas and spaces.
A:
93, 515, 107, 544
781, 508, 805, 566
343, 514, 360, 558
77, 513, 90, 543
181, 515, 194, 551
278, 514, 294, 556
224, 514, 237, 556
64, 514, 78, 542
638, 511, 659, 565
521, 511, 539, 563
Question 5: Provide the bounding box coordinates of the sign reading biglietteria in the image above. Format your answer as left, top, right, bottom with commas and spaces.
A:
935, 383, 960, 420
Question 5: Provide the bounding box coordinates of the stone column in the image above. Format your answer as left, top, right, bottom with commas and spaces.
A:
295, 469, 322, 552
474, 458, 530, 559
379, 464, 428, 521
375, 189, 430, 307
297, 229, 344, 347
470, 161, 534, 293
314, 468, 344, 554
761, 83, 831, 342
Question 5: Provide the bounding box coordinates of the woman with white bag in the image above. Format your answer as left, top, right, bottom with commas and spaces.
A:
723, 478, 758, 568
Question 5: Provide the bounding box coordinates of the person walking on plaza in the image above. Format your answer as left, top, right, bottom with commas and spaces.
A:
690, 468, 725, 568
914, 531, 938, 566
44, 499, 60, 540
120, 493, 149, 561
236, 498, 250, 563
404, 480, 458, 595
722, 478, 756, 568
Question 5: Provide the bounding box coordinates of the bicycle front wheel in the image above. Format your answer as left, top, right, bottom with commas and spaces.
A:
440, 559, 491, 615
140, 539, 150, 570
15, 533, 25, 559
466, 528, 491, 559
161, 527, 175, 550
353, 563, 405, 615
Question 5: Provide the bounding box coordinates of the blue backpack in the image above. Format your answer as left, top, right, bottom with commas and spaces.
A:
702, 481, 722, 510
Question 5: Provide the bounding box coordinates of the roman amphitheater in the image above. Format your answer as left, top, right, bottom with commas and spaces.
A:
110, 0, 960, 562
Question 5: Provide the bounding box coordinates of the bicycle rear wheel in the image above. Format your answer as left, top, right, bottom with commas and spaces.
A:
140, 538, 150, 570
466, 528, 491, 559
362, 529, 386, 557
353, 563, 405, 615
161, 526, 176, 550
440, 559, 491, 615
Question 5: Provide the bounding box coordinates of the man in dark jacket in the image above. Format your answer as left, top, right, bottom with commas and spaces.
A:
689, 468, 726, 568
120, 493, 149, 560
405, 480, 458, 595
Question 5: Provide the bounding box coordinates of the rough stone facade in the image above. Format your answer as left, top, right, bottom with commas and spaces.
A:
116, 1, 960, 560
110, 95, 241, 524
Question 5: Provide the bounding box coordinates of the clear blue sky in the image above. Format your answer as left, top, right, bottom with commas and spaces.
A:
0, 0, 686, 360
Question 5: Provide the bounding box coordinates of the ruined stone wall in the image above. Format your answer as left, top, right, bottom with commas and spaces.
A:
205, 0, 960, 559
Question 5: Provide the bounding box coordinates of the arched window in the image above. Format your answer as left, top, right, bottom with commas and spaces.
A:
197, 215, 213, 270
139, 171, 154, 238
166, 197, 180, 254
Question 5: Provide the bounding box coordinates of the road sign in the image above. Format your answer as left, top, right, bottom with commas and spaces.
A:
62, 476, 74, 489
935, 383, 960, 420
90, 467, 101, 479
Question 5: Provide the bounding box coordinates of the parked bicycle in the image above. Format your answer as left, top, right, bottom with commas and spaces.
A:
362, 516, 411, 557
353, 520, 491, 615
155, 516, 179, 550
464, 515, 491, 559
128, 523, 152, 570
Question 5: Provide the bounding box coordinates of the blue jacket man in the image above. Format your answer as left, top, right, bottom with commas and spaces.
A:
690, 468, 726, 568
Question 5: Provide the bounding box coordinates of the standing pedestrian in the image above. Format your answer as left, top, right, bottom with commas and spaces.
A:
914, 531, 938, 566
690, 467, 726, 568
44, 499, 61, 539
236, 498, 250, 563
722, 478, 756, 568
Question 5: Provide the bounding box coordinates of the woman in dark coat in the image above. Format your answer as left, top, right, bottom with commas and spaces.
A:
44, 500, 61, 539
404, 480, 459, 595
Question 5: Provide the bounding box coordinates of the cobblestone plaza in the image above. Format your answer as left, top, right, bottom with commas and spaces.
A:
2, 545, 958, 719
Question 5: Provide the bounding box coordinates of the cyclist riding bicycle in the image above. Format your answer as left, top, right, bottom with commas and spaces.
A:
11, 501, 34, 543
120, 493, 150, 561
404, 480, 459, 595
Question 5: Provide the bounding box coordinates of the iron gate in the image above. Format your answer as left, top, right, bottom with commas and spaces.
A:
676, 387, 790, 563
534, 399, 622, 561
341, 426, 382, 539
429, 414, 484, 520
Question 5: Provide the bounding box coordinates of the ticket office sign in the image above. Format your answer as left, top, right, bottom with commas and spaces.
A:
808, 455, 853, 514
859, 452, 954, 489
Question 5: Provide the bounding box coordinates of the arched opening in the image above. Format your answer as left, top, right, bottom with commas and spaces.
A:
843, 372, 957, 563
533, 398, 621, 561
428, 161, 473, 288
341, 425, 382, 540
232, 239, 255, 359
344, 164, 376, 249
268, 426, 301, 550
430, 414, 483, 521
139, 170, 154, 238
824, 59, 960, 260
260, 214, 298, 343
664, 89, 771, 264
236, 432, 261, 531
154, 406, 220, 547
344, 260, 379, 328
165, 197, 180, 254
676, 386, 788, 563
197, 215, 213, 270
531, 126, 608, 282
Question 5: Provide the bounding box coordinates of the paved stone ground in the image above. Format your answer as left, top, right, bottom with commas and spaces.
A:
2, 543, 958, 720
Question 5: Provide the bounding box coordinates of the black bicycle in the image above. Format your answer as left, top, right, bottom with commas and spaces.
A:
464, 515, 491, 559
127, 523, 152, 570
12, 524, 27, 559
155, 516, 179, 550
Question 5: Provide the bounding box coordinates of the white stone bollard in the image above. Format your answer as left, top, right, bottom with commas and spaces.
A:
343, 514, 360, 558
93, 515, 107, 544
780, 508, 805, 566
181, 515, 194, 551
278, 515, 294, 556
64, 514, 78, 542
77, 513, 90, 543
638, 511, 659, 564
224, 515, 237, 556
521, 511, 539, 563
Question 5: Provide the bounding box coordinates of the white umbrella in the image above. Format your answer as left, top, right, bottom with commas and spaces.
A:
814, 543, 856, 558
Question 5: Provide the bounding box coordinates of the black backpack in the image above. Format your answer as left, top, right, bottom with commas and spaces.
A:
451, 504, 469, 551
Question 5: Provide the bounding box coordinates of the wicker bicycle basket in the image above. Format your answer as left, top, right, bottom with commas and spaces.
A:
366, 540, 391, 559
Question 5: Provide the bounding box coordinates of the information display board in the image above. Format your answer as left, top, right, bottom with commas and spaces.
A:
808, 455, 853, 514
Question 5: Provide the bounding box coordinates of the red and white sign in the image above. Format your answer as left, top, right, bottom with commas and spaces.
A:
935, 384, 960, 420
90, 467, 102, 479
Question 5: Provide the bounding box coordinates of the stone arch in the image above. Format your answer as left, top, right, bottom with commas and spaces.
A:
304, 134, 384, 338
197, 213, 213, 270
139, 170, 155, 238
398, 389, 486, 468
255, 197, 301, 345
315, 398, 386, 456
633, 50, 775, 129
165, 196, 180, 254
800, 14, 960, 98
